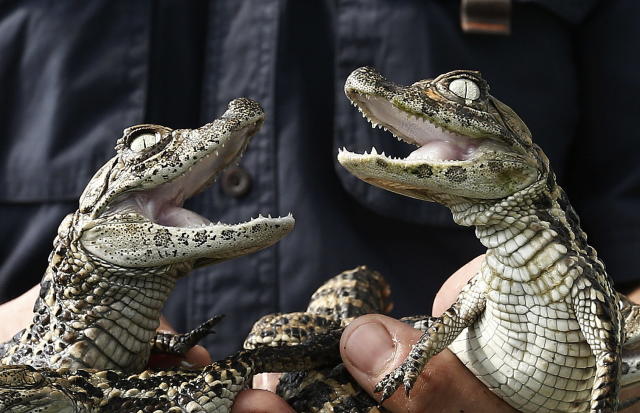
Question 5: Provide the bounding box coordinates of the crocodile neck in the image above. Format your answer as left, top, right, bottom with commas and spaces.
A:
451, 174, 603, 289
2, 212, 185, 372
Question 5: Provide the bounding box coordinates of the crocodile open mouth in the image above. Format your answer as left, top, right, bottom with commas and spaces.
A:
133, 122, 258, 228
343, 93, 507, 165
105, 121, 291, 229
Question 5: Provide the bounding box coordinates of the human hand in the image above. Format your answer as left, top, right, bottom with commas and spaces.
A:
172, 257, 512, 412
236, 256, 513, 413
230, 388, 294, 413
0, 285, 39, 342
340, 255, 516, 412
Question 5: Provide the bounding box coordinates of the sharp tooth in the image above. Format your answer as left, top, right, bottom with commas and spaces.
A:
381, 151, 386, 157
371, 122, 378, 129
371, 147, 378, 155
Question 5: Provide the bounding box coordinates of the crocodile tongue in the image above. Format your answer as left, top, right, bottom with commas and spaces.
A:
406, 140, 478, 162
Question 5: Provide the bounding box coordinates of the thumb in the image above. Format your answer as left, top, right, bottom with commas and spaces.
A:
340, 314, 512, 412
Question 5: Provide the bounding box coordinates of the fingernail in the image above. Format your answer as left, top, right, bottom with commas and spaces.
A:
344, 321, 395, 375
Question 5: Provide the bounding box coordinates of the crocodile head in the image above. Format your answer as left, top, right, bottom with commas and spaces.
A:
74, 98, 294, 269
338, 67, 544, 206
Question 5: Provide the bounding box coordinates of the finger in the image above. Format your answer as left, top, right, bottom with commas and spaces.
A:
341, 314, 514, 412
231, 389, 295, 413
253, 373, 282, 392
183, 344, 213, 366
626, 288, 640, 304
432, 254, 484, 316
0, 284, 39, 341
157, 315, 177, 333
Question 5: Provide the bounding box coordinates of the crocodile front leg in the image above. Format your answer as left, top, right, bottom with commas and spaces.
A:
151, 315, 224, 356
375, 274, 487, 403
573, 276, 623, 412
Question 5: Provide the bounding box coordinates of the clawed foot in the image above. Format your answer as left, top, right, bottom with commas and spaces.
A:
173, 314, 225, 353
374, 359, 421, 404
152, 314, 225, 355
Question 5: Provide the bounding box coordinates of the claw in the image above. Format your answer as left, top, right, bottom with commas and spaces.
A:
379, 382, 397, 406
404, 377, 414, 393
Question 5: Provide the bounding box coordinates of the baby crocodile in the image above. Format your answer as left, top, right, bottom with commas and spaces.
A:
0, 98, 295, 374
338, 67, 638, 412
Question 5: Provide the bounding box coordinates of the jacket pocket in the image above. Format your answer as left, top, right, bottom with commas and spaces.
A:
0, 1, 149, 202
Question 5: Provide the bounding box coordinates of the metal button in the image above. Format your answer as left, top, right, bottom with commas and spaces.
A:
221, 166, 252, 198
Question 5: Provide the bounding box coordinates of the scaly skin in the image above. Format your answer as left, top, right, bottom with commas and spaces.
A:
0, 268, 395, 412
338, 67, 632, 412
0, 98, 294, 374
0, 331, 342, 413
245, 266, 391, 413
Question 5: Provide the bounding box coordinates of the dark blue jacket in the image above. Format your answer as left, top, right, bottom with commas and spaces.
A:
0, 0, 638, 355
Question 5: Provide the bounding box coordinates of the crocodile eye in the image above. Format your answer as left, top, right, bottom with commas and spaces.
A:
129, 132, 161, 152
448, 79, 480, 101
